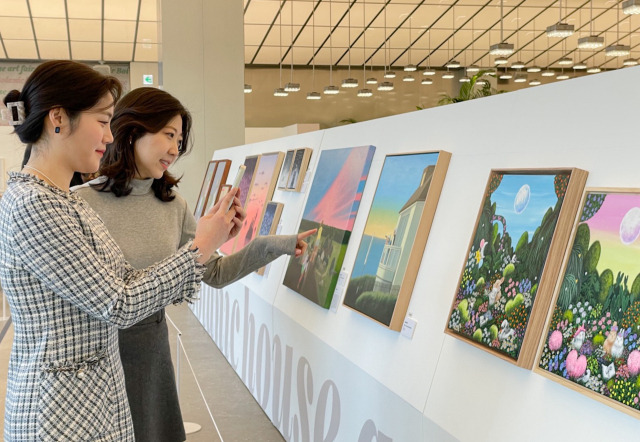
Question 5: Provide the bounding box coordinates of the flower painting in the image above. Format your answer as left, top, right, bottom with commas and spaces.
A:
343, 151, 450, 330
538, 190, 640, 416
283, 145, 375, 309
445, 169, 587, 368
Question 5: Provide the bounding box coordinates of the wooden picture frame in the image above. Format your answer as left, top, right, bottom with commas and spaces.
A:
286, 147, 313, 192
444, 168, 588, 369
343, 151, 451, 331
203, 159, 231, 213
218, 184, 232, 201
278, 150, 295, 189
535, 188, 640, 419
194, 161, 218, 219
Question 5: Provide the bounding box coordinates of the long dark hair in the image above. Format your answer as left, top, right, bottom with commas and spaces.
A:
96, 87, 192, 201
3, 60, 122, 145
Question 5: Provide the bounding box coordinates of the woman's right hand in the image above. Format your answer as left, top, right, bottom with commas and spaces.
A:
191, 188, 240, 264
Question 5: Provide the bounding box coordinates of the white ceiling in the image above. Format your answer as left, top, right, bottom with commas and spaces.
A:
0, 0, 637, 72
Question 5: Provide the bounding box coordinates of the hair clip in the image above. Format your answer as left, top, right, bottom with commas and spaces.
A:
1, 101, 26, 126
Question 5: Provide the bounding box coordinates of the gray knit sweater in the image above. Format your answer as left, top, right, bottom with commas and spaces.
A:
74, 177, 297, 285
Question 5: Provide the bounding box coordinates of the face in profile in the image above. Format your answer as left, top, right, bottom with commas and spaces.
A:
133, 114, 183, 179
63, 93, 115, 174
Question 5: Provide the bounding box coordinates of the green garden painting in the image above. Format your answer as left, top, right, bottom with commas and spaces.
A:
538, 190, 640, 415
344, 152, 442, 327
447, 170, 572, 361
283, 145, 375, 309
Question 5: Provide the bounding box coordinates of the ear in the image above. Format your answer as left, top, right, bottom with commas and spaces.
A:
48, 107, 68, 130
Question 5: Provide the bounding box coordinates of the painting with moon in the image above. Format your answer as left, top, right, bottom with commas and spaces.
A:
537, 189, 640, 417
445, 169, 588, 368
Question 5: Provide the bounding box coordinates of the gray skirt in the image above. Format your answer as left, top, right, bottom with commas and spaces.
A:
119, 308, 186, 442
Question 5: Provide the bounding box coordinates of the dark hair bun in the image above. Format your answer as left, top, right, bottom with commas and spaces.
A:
3, 89, 21, 107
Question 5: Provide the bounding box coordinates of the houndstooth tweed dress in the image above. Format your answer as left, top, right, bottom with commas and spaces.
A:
0, 172, 205, 441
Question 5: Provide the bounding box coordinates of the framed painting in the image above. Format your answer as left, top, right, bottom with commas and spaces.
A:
536, 188, 640, 419
278, 150, 295, 189
283, 145, 376, 309
255, 201, 284, 276
230, 151, 284, 254
444, 168, 588, 369
219, 155, 260, 255
286, 148, 313, 192
343, 151, 451, 331
194, 161, 218, 220
203, 159, 231, 214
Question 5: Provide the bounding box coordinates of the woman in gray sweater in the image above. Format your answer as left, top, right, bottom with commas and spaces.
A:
74, 87, 313, 442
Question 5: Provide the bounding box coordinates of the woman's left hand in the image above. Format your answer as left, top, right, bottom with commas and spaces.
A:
294, 229, 317, 257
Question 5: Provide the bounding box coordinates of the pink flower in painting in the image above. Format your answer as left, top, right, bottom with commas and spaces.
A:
628, 350, 640, 376
566, 350, 587, 378
548, 330, 563, 351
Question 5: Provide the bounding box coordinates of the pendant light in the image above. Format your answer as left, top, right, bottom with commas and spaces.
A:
284, 1, 300, 92
529, 78, 541, 85
490, 0, 514, 55
446, 6, 461, 68
307, 0, 321, 100
511, 6, 525, 70
467, 19, 479, 73
573, 9, 588, 70
244, 84, 252, 93
423, 29, 435, 76
541, 50, 555, 76
586, 66, 601, 73
528, 20, 541, 81
578, 0, 604, 48
622, 15, 637, 65
379, 3, 394, 91
274, 1, 288, 97
547, 0, 574, 37
358, 0, 373, 97
324, 0, 339, 95
623, 0, 640, 14
606, 5, 630, 56
342, 4, 358, 88
404, 15, 417, 72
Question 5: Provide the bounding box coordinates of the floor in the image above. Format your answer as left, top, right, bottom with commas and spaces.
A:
0, 300, 284, 442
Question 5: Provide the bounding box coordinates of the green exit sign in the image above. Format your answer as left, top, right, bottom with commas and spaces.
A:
143, 74, 153, 85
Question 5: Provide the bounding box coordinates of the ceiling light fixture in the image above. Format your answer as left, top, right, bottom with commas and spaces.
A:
366, 77, 378, 84
623, 58, 639, 66
423, 68, 435, 76
528, 19, 541, 73
490, 0, 514, 55
527, 66, 541, 72
284, 1, 300, 92
573, 61, 587, 69
404, 15, 416, 72
529, 78, 541, 85
495, 57, 509, 65
557, 72, 570, 80
324, 0, 338, 95
541, 69, 556, 77
623, 0, 640, 14
606, 6, 630, 56
467, 19, 480, 74
274, 1, 288, 97
511, 7, 525, 70
380, 4, 395, 89
499, 70, 513, 79
459, 75, 470, 83
307, 1, 321, 100
442, 70, 455, 79
421, 78, 433, 85
586, 66, 601, 73
342, 4, 358, 88
514, 74, 527, 83
403, 74, 416, 82
358, 0, 373, 98
446, 60, 461, 69
578, 0, 604, 49
244, 84, 252, 93
558, 57, 573, 65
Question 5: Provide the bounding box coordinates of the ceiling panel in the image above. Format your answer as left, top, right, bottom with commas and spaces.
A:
70, 40, 101, 60
139, 0, 159, 21
33, 18, 68, 40
0, 17, 33, 39
104, 0, 139, 21
0, 0, 29, 17
4, 39, 38, 58
134, 42, 158, 61
136, 21, 158, 42
67, 0, 102, 19
103, 20, 136, 43
38, 40, 70, 59
103, 42, 133, 61
69, 19, 101, 41
29, 0, 65, 18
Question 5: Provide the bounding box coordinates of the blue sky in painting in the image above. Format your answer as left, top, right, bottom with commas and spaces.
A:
491, 174, 559, 244
303, 147, 353, 215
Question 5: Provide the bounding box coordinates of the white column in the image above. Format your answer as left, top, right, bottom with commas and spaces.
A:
160, 0, 245, 208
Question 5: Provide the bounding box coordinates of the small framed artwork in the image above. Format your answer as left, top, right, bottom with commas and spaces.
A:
255, 201, 284, 275
237, 155, 260, 209
282, 145, 376, 309
286, 147, 313, 192
343, 151, 451, 331
203, 160, 231, 214
444, 168, 588, 369
536, 188, 640, 419
278, 150, 295, 189
194, 161, 218, 219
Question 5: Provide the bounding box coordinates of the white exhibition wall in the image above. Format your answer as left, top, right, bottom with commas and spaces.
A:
198, 66, 640, 441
